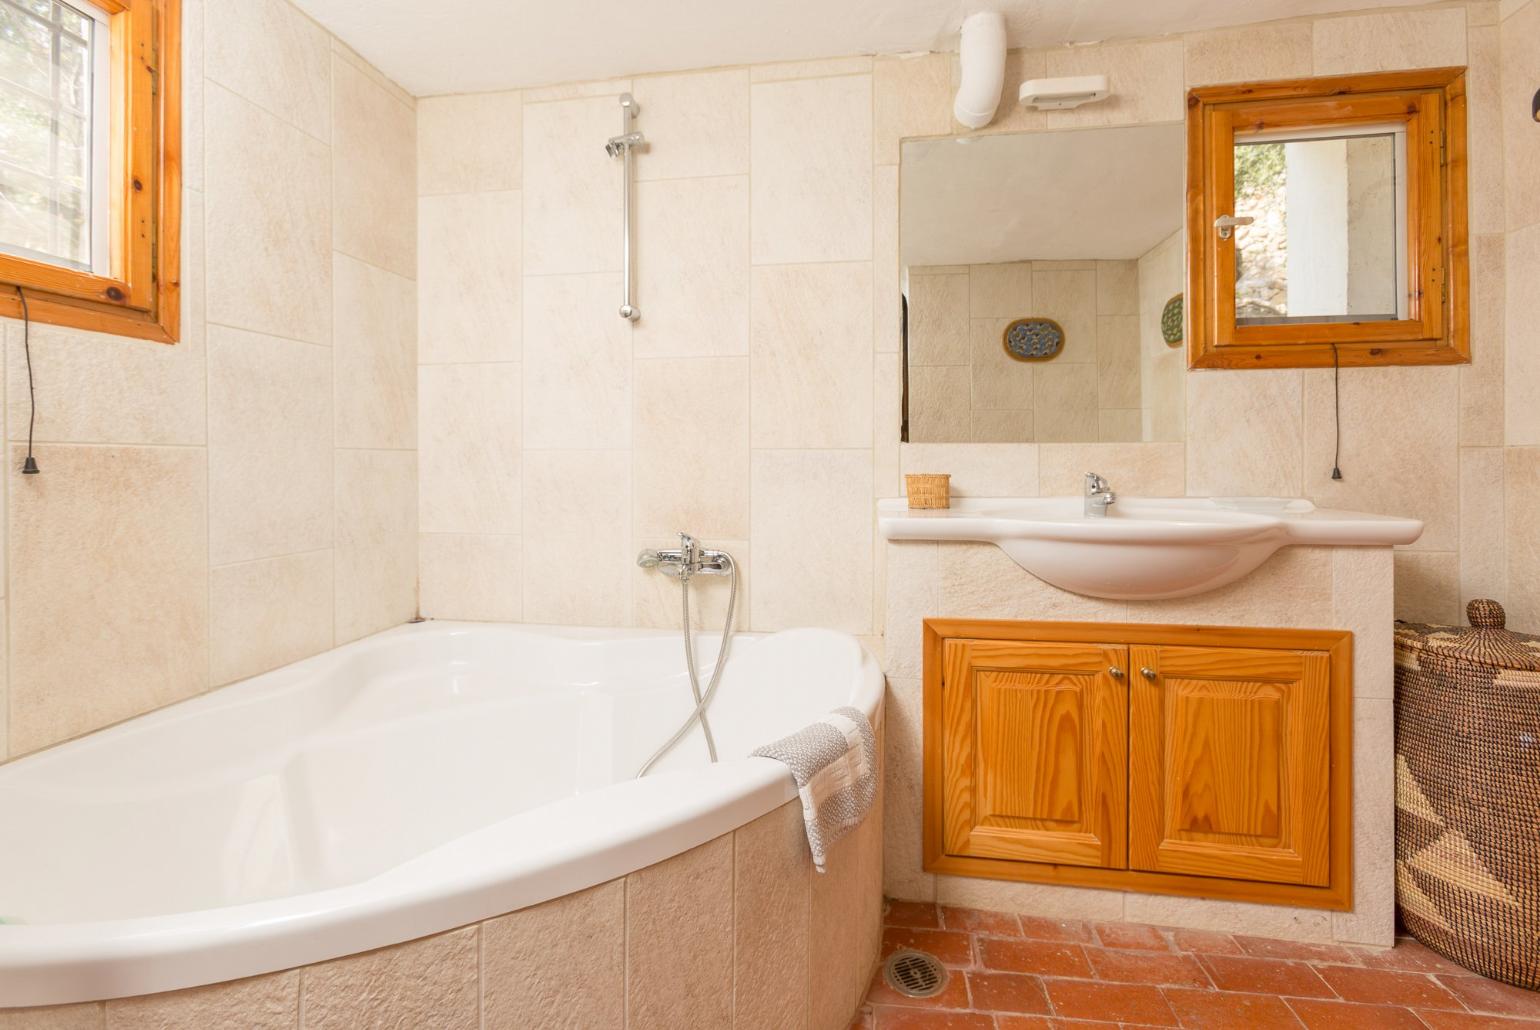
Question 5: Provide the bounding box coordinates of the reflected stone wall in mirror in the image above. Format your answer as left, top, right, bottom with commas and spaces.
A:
900, 124, 1187, 444
1234, 131, 1404, 325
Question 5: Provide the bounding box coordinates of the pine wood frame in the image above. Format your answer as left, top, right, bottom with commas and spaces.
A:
1186, 68, 1468, 370
922, 618, 1355, 911
0, 0, 181, 343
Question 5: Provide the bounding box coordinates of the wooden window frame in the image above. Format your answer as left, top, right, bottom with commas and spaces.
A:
1186, 68, 1468, 370
0, 0, 181, 343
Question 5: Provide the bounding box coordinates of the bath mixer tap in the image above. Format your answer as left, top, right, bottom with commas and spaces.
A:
637, 533, 733, 581
1084, 472, 1117, 518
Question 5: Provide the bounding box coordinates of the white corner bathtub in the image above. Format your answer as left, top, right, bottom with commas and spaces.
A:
0, 622, 884, 1009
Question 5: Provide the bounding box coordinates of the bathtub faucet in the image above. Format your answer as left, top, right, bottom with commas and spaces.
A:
637, 533, 733, 582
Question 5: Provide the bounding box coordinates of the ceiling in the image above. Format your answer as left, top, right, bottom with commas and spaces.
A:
292, 0, 1427, 98
901, 123, 1185, 266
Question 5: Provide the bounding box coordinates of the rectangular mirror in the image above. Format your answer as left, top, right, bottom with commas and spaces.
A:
899, 124, 1187, 444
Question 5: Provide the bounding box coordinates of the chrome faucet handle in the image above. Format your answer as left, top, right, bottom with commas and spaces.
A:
1085, 471, 1110, 496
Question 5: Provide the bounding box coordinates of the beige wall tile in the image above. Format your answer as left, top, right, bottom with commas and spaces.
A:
969, 262, 1033, 318
1184, 22, 1313, 87
937, 541, 1128, 622
633, 69, 750, 180
0, 1003, 104, 1028
523, 450, 630, 625
523, 96, 622, 275
1032, 268, 1098, 359
301, 927, 477, 1029
1332, 546, 1396, 700
751, 75, 873, 264
1467, 26, 1505, 236
909, 364, 972, 443
1033, 363, 1099, 443
9, 445, 207, 755
936, 875, 1126, 921
874, 53, 952, 165
483, 881, 625, 1029
1129, 546, 1334, 628
1394, 550, 1462, 624
1123, 893, 1332, 943
1504, 447, 1540, 633
1038, 442, 1184, 496
882, 677, 934, 902
105, 970, 297, 1028
1460, 447, 1508, 606
180, 0, 205, 192
205, 83, 332, 346
1506, 224, 1540, 444
330, 38, 414, 109
417, 91, 522, 195
632, 176, 750, 358
1311, 7, 1468, 74
1303, 367, 1459, 551
969, 318, 1034, 411
632, 536, 748, 631
973, 49, 1048, 135
1503, 0, 1540, 231
1471, 0, 1501, 27
418, 362, 520, 534
335, 450, 417, 642
875, 166, 901, 353
974, 408, 1035, 443
204, 0, 331, 142
210, 551, 333, 686
334, 254, 416, 450
751, 450, 873, 633
1025, 39, 1184, 128
1096, 315, 1140, 409
751, 56, 873, 82
900, 442, 1039, 497
751, 263, 873, 449
882, 542, 937, 679
1097, 409, 1142, 443
418, 192, 522, 364
523, 77, 632, 103
1186, 370, 1304, 497
1332, 698, 1397, 946
5, 322, 205, 446
733, 801, 811, 1029
207, 327, 333, 565
810, 808, 868, 1027
875, 352, 903, 497
634, 357, 750, 539
419, 533, 522, 621
523, 274, 631, 449
625, 836, 734, 1030
1096, 262, 1139, 316
908, 273, 970, 366
332, 56, 416, 278
1461, 234, 1505, 446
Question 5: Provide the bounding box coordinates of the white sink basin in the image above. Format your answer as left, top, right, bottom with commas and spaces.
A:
878, 496, 1423, 600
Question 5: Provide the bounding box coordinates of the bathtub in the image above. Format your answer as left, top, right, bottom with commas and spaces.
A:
0, 622, 885, 1019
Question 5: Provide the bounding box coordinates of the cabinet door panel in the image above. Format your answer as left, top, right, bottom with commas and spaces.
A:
941, 639, 1127, 868
1129, 645, 1331, 886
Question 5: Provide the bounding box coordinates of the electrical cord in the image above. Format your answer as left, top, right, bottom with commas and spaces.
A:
15, 287, 38, 475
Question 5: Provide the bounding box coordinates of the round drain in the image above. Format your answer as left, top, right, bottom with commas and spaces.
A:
882, 949, 947, 999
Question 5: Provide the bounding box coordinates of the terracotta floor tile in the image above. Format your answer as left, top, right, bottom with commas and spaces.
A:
1199, 955, 1336, 998
865, 968, 973, 1011
1043, 979, 1178, 1026
1234, 935, 1361, 965
1083, 947, 1212, 989
1167, 929, 1245, 957
965, 971, 1053, 1015
1315, 965, 1461, 1009
1094, 923, 1171, 951
1415, 1009, 1540, 1028
1437, 974, 1540, 1018
1284, 997, 1426, 1028
1356, 939, 1469, 976
874, 1007, 998, 1030
1161, 987, 1303, 1029
1019, 916, 1097, 944
943, 905, 1024, 936
979, 937, 1093, 979
883, 926, 976, 968
886, 899, 943, 929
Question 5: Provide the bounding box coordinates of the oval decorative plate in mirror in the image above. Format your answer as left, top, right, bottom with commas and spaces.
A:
1161, 294, 1184, 346
1002, 317, 1064, 361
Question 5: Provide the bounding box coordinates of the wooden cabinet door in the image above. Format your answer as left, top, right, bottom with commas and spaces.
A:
1129, 645, 1331, 886
940, 639, 1128, 868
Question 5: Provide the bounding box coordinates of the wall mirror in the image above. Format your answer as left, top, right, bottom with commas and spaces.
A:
1187, 69, 1468, 369
900, 124, 1187, 444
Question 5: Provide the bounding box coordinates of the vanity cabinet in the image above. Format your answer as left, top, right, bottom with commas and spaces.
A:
925, 620, 1353, 910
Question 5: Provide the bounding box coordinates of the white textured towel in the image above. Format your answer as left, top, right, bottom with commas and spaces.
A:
751, 707, 877, 873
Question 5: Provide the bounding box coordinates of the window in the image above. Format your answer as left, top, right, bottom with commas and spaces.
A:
0, 0, 180, 343
1186, 69, 1468, 370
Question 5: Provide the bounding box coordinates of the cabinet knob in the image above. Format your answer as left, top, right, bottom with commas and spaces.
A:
1140, 667, 1158, 680
1108, 666, 1124, 678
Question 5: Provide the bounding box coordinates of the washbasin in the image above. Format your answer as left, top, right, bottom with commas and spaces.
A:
877, 496, 1422, 600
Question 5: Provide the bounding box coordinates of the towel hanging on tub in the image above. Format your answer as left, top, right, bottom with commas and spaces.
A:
751, 706, 876, 873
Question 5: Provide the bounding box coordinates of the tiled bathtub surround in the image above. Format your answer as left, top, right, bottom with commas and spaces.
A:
0, 0, 418, 761
0, 797, 884, 1029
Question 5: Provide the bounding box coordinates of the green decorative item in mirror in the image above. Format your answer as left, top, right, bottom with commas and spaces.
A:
1160, 294, 1184, 346
1002, 317, 1064, 361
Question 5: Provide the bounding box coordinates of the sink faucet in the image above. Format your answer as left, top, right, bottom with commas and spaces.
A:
1084, 472, 1117, 518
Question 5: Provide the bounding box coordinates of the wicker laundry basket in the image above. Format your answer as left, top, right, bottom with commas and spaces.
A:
1394, 599, 1540, 989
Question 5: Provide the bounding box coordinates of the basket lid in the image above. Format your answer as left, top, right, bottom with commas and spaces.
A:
1394, 599, 1540, 671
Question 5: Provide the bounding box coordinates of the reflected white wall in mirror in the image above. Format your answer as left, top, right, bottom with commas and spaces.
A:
899, 124, 1187, 444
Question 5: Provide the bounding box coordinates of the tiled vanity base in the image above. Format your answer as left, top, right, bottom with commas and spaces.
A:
883, 540, 1398, 947
2, 797, 883, 1029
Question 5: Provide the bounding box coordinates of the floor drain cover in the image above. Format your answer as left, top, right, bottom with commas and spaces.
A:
882, 949, 947, 998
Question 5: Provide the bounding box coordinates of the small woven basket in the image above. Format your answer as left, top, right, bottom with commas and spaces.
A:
1394, 599, 1540, 990
904, 473, 950, 510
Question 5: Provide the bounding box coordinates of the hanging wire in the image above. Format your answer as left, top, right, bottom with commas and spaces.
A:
15, 287, 39, 475
1330, 342, 1343, 481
